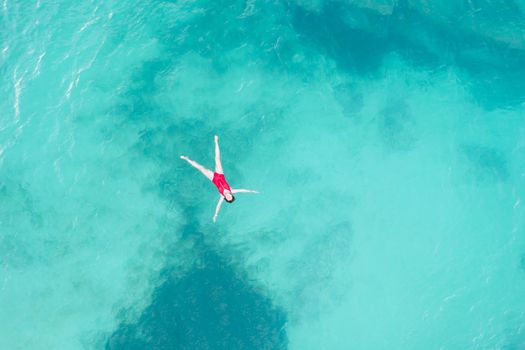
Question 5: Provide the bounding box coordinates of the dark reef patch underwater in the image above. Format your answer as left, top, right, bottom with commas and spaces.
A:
106, 227, 287, 350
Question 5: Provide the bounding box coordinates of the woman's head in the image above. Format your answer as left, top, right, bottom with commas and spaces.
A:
224, 191, 235, 203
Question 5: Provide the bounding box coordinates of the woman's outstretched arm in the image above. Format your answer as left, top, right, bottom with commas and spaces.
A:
213, 196, 224, 222
231, 189, 259, 194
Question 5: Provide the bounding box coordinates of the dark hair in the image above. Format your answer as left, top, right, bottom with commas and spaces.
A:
225, 195, 235, 203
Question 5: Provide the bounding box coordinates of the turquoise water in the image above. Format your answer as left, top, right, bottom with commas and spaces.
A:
1, 0, 525, 349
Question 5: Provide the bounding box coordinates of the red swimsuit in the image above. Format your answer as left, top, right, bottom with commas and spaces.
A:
212, 172, 231, 196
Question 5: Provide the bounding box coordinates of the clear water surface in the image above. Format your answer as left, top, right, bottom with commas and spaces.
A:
1, 1, 525, 349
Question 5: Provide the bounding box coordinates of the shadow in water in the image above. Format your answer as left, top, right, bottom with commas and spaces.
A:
106, 220, 288, 350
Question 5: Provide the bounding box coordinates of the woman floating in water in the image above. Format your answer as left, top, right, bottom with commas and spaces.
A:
181, 135, 259, 222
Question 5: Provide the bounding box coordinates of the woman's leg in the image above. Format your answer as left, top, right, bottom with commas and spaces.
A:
180, 156, 214, 181
214, 135, 223, 174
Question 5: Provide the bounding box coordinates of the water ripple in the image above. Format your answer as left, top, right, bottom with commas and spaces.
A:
13, 68, 22, 120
